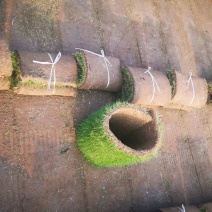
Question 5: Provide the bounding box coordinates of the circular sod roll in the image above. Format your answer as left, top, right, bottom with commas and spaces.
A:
158, 206, 200, 212
15, 51, 77, 96
74, 50, 122, 92
0, 40, 12, 90
121, 67, 172, 107
77, 102, 163, 167
166, 70, 208, 109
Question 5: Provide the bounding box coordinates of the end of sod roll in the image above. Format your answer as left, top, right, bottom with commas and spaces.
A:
74, 51, 86, 86
77, 102, 163, 167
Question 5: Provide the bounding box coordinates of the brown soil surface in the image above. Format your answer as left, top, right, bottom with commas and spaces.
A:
1, 0, 212, 211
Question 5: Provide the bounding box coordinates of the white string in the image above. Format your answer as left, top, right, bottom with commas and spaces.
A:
75, 48, 112, 88
187, 72, 195, 105
178, 204, 186, 212
33, 52, 61, 94
144, 67, 160, 104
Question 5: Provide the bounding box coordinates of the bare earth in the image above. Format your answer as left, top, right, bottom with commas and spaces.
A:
0, 0, 212, 211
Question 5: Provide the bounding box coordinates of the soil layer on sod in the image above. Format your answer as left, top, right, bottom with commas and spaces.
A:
0, 39, 12, 90
15, 51, 77, 96
166, 70, 208, 109
0, 39, 12, 78
121, 67, 171, 107
75, 50, 122, 92
77, 102, 163, 167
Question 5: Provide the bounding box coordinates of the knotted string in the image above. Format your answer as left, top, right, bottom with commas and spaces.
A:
144, 67, 160, 104
187, 72, 195, 105
75, 48, 112, 88
178, 204, 186, 212
33, 52, 61, 94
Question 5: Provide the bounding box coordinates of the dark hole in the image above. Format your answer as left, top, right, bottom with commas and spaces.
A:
109, 109, 157, 151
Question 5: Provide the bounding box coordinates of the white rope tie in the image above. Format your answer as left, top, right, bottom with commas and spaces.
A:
75, 48, 112, 89
178, 204, 186, 212
33, 52, 61, 94
144, 67, 160, 104
187, 72, 195, 105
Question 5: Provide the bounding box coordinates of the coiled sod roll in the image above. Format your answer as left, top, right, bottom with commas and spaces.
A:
166, 70, 208, 109
77, 102, 163, 167
74, 50, 122, 92
15, 51, 77, 96
120, 66, 172, 107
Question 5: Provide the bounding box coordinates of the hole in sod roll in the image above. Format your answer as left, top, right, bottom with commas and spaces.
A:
109, 108, 157, 151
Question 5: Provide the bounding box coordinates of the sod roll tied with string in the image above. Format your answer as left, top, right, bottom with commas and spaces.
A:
166, 70, 207, 109
121, 66, 171, 107
0, 39, 12, 90
74, 49, 122, 92
77, 102, 163, 167
15, 51, 77, 96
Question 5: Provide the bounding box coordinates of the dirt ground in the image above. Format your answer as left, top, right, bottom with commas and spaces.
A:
0, 0, 212, 211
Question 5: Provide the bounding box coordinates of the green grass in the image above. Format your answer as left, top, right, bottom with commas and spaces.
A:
207, 82, 212, 104
118, 67, 134, 102
20, 78, 77, 89
74, 52, 86, 86
9, 51, 22, 88
166, 70, 176, 98
77, 102, 163, 167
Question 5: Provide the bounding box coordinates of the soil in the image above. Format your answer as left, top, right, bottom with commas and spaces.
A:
1, 0, 212, 211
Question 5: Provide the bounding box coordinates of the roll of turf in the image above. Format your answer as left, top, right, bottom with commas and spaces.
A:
166, 70, 208, 109
15, 51, 77, 96
74, 50, 122, 92
121, 67, 172, 107
0, 40, 12, 90
77, 102, 163, 167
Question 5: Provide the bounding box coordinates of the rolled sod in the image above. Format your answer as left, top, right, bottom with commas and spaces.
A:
0, 40, 12, 90
74, 50, 122, 92
15, 51, 77, 96
77, 102, 163, 167
120, 67, 172, 107
166, 70, 208, 109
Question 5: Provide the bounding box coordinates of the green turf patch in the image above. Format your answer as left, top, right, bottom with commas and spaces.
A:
20, 78, 76, 89
166, 70, 176, 98
74, 52, 86, 86
118, 67, 134, 102
9, 51, 22, 89
77, 102, 163, 167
